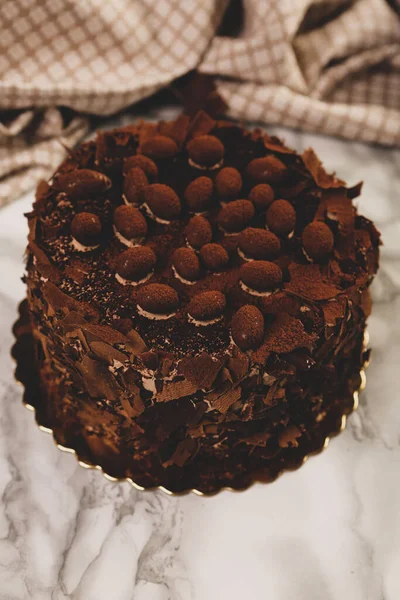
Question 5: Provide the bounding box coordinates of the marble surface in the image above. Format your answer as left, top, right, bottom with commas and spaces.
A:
0, 106, 399, 600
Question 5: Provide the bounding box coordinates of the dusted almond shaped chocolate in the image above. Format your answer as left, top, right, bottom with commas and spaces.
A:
217, 199, 255, 233
142, 184, 181, 222
249, 183, 275, 211
71, 212, 102, 247
185, 215, 212, 249
302, 221, 334, 261
116, 246, 156, 283
137, 283, 179, 316
113, 205, 147, 243
266, 199, 296, 236
123, 155, 158, 180
231, 305, 264, 350
215, 167, 242, 199
246, 155, 287, 184
238, 228, 280, 260
123, 167, 148, 204
56, 169, 111, 200
187, 135, 224, 167
188, 290, 226, 322
25, 112, 380, 493
240, 260, 283, 292
140, 135, 178, 160
172, 247, 200, 282
200, 243, 229, 271
184, 176, 213, 212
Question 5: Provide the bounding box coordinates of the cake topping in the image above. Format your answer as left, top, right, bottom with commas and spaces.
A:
246, 156, 287, 184
142, 184, 181, 222
215, 167, 242, 199
185, 215, 212, 249
217, 199, 255, 233
123, 167, 148, 204
260, 313, 317, 353
266, 199, 296, 236
231, 305, 264, 350
140, 135, 178, 160
113, 205, 147, 243
172, 247, 200, 282
188, 290, 226, 322
285, 263, 340, 300
238, 228, 280, 260
248, 184, 275, 210
184, 176, 213, 212
56, 169, 111, 200
137, 283, 179, 316
240, 260, 282, 292
302, 221, 334, 261
71, 212, 102, 247
116, 246, 156, 282
187, 135, 224, 168
123, 154, 158, 180
200, 243, 229, 271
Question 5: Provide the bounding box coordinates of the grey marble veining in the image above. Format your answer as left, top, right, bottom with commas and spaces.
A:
0, 110, 399, 599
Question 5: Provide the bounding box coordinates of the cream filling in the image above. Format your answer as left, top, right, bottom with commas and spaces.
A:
137, 305, 176, 320
237, 247, 253, 262
188, 314, 223, 327
239, 280, 278, 297
172, 265, 197, 285
71, 237, 99, 252
142, 376, 156, 393
113, 225, 143, 248
188, 158, 223, 171
115, 271, 152, 287
142, 202, 171, 225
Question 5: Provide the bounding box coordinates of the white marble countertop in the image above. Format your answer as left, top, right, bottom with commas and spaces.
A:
0, 107, 399, 600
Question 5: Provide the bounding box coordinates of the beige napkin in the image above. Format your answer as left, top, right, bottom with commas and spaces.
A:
0, 0, 399, 207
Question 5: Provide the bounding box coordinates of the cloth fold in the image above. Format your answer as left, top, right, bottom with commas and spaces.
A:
0, 0, 398, 207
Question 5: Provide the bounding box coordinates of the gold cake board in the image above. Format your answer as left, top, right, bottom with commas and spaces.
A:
12, 300, 368, 496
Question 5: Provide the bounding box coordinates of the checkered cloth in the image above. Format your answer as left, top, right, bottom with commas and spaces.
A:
0, 0, 399, 207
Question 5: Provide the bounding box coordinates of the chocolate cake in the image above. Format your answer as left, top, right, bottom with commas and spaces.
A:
24, 111, 380, 493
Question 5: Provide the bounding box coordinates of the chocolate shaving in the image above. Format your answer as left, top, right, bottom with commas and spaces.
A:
302, 148, 344, 189
261, 313, 317, 354
285, 263, 341, 301
179, 353, 225, 390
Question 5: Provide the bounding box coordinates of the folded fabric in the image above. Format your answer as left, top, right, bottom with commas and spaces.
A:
0, 0, 398, 206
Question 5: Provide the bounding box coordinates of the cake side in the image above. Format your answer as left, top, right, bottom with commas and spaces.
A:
24, 112, 380, 492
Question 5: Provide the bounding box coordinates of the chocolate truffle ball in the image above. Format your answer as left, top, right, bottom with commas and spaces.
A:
238, 228, 281, 260
137, 283, 179, 315
113, 205, 148, 242
123, 167, 148, 204
215, 167, 242, 199
217, 200, 255, 233
246, 155, 287, 184
123, 155, 158, 180
143, 184, 181, 221
249, 184, 275, 210
240, 260, 283, 292
140, 135, 178, 160
184, 176, 213, 212
200, 243, 229, 271
188, 291, 226, 322
185, 215, 212, 249
231, 305, 264, 350
172, 247, 201, 282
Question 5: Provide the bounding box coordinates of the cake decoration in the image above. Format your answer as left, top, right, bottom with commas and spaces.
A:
24, 112, 380, 493
266, 199, 296, 236
217, 199, 255, 233
70, 212, 102, 250
302, 221, 334, 261
172, 247, 200, 283
188, 290, 226, 324
113, 205, 147, 246
199, 243, 229, 271
123, 155, 158, 180
116, 246, 156, 285
246, 155, 287, 184
185, 215, 212, 249
123, 167, 148, 205
240, 260, 282, 295
184, 176, 213, 212
140, 135, 178, 160
215, 167, 242, 199
142, 183, 181, 222
137, 283, 179, 318
248, 183, 275, 210
238, 228, 280, 260
56, 168, 111, 200
231, 305, 264, 350
187, 134, 224, 168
